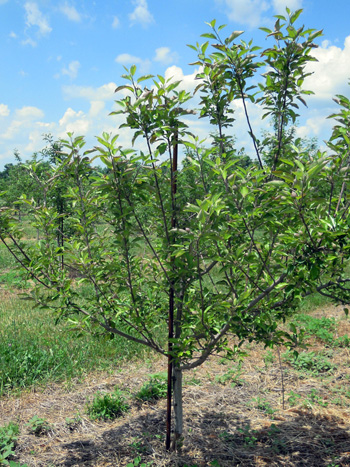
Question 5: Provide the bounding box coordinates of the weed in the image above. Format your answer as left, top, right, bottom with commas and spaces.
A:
26, 416, 51, 436
264, 350, 275, 367
86, 388, 129, 420
287, 391, 302, 407
282, 350, 336, 375
126, 457, 153, 467
304, 389, 328, 408
129, 437, 149, 455
0, 422, 19, 466
251, 397, 276, 416
237, 425, 258, 446
215, 364, 244, 387
65, 414, 82, 431
334, 335, 350, 347
135, 373, 167, 402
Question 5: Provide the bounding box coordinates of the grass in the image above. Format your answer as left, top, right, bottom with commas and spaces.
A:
0, 291, 148, 395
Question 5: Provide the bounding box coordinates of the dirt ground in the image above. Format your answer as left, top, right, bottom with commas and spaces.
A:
1, 305, 350, 467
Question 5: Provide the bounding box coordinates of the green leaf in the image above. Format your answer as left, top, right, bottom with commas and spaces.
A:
200, 32, 217, 40
290, 9, 303, 24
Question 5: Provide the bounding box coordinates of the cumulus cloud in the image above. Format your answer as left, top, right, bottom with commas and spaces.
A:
304, 36, 350, 100
0, 106, 45, 140
60, 2, 81, 22
129, 0, 154, 27
164, 65, 200, 93
61, 60, 81, 79
216, 0, 270, 28
0, 104, 10, 117
115, 53, 151, 73
272, 0, 302, 14
154, 47, 179, 65
112, 16, 120, 29
62, 82, 117, 101
59, 108, 90, 135
24, 2, 52, 36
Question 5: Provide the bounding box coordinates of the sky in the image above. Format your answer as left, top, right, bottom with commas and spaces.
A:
0, 0, 349, 169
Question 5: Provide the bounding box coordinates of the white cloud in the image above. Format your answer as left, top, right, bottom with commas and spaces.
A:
115, 53, 151, 73
9, 31, 17, 39
112, 16, 120, 29
22, 37, 37, 47
61, 60, 81, 79
216, 0, 270, 28
129, 0, 154, 27
154, 47, 178, 65
0, 106, 45, 140
89, 101, 105, 117
24, 2, 52, 36
296, 114, 332, 140
272, 0, 303, 14
62, 82, 117, 101
0, 104, 10, 117
16, 106, 44, 119
164, 65, 200, 93
60, 3, 81, 22
304, 36, 350, 100
59, 108, 90, 135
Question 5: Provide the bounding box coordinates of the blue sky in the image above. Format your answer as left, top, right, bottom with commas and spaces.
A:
0, 0, 349, 168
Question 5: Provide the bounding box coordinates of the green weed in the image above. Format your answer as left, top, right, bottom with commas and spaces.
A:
215, 365, 244, 387
86, 389, 129, 420
26, 416, 51, 436
287, 391, 302, 407
263, 350, 275, 368
126, 457, 153, 467
0, 422, 19, 466
135, 373, 167, 402
282, 350, 336, 375
251, 397, 276, 416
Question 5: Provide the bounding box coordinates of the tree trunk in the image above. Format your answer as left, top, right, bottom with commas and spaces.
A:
172, 365, 183, 449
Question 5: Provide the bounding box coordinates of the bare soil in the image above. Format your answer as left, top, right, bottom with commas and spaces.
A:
1, 305, 350, 466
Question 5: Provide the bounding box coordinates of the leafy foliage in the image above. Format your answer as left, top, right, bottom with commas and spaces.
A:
0, 422, 19, 466
86, 389, 130, 420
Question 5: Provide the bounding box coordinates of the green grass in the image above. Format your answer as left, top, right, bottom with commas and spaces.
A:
0, 293, 148, 395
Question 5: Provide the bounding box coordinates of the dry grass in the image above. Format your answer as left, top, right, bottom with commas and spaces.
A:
1, 305, 350, 466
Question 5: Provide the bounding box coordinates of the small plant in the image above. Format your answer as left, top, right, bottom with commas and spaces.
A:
264, 350, 275, 368
251, 397, 276, 416
287, 391, 302, 407
304, 389, 328, 408
282, 350, 336, 375
129, 437, 149, 455
135, 374, 167, 402
237, 425, 258, 446
0, 422, 19, 466
86, 388, 129, 420
65, 414, 82, 431
215, 364, 244, 387
26, 415, 51, 436
126, 457, 153, 467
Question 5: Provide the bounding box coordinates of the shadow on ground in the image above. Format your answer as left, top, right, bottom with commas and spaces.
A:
58, 407, 350, 467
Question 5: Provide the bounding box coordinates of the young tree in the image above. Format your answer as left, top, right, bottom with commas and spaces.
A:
1, 9, 350, 449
